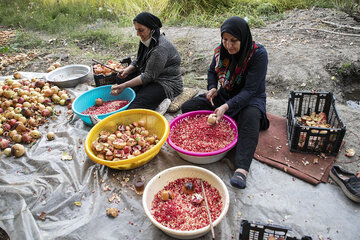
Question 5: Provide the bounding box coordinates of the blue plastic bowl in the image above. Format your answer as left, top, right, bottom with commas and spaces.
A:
72, 85, 135, 126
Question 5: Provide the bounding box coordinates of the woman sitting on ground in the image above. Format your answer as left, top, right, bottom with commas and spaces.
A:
181, 16, 270, 189
111, 12, 183, 110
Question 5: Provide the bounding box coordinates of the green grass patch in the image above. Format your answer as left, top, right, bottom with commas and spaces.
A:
11, 31, 45, 49
0, 44, 19, 54
69, 27, 138, 53
333, 0, 359, 12
336, 61, 353, 75
337, 62, 352, 74
0, 0, 340, 34
0, 0, 118, 33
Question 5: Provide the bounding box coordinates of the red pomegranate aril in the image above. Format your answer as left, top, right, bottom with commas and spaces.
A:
82, 100, 130, 115
170, 114, 235, 153
151, 177, 222, 231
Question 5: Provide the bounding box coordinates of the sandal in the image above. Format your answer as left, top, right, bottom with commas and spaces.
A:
230, 171, 247, 189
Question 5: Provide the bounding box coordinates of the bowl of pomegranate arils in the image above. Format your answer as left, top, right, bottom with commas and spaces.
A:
167, 110, 238, 164
85, 109, 169, 170
142, 165, 230, 239
72, 85, 135, 126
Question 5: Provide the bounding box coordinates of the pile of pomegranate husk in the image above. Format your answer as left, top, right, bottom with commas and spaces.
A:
296, 112, 330, 128
296, 111, 332, 135
91, 121, 159, 161
0, 74, 72, 155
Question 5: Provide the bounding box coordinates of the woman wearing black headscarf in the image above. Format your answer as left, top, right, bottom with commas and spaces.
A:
111, 12, 183, 110
181, 17, 270, 189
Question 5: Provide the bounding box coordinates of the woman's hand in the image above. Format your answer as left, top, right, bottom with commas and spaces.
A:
117, 69, 129, 79
206, 88, 217, 106
110, 83, 126, 96
214, 103, 229, 124
117, 65, 135, 79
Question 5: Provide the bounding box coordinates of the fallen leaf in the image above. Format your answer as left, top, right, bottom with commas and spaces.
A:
74, 201, 82, 207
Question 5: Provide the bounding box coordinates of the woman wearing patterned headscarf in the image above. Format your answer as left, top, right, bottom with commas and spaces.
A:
181, 16, 270, 189
111, 12, 183, 110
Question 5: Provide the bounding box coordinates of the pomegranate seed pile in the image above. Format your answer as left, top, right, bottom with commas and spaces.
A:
170, 114, 235, 152
82, 100, 129, 115
151, 177, 222, 231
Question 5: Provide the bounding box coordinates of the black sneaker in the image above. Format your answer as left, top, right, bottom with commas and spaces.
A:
329, 165, 360, 203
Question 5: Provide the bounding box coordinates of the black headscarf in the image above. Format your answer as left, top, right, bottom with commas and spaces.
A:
133, 12, 162, 30
133, 12, 163, 71
220, 17, 253, 74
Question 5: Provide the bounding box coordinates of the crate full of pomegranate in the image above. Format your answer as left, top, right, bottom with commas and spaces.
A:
286, 91, 346, 156
92, 60, 126, 87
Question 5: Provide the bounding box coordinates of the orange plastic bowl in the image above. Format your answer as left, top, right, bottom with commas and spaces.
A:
85, 109, 169, 170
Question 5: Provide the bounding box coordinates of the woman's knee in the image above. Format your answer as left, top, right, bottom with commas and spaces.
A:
181, 94, 210, 113
180, 99, 194, 113
237, 106, 262, 129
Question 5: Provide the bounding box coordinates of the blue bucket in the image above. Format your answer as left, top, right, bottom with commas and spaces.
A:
72, 85, 136, 126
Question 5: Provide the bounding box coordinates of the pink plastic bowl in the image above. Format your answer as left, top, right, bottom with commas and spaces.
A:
167, 110, 238, 164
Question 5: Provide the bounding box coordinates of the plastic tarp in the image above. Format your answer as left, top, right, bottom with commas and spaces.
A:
0, 73, 359, 240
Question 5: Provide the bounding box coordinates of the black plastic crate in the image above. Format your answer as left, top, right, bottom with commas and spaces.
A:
92, 58, 132, 87
286, 91, 346, 156
239, 220, 312, 240
93, 70, 118, 87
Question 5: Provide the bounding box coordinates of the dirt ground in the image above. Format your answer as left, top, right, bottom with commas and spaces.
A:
1, 8, 359, 172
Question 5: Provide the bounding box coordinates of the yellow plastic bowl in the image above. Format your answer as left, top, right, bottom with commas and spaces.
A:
85, 109, 170, 170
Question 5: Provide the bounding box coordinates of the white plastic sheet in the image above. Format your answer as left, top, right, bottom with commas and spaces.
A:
0, 72, 359, 240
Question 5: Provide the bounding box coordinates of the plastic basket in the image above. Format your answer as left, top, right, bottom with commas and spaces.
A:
239, 220, 312, 240
93, 72, 118, 87
92, 63, 118, 87
286, 91, 346, 156
92, 58, 132, 87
